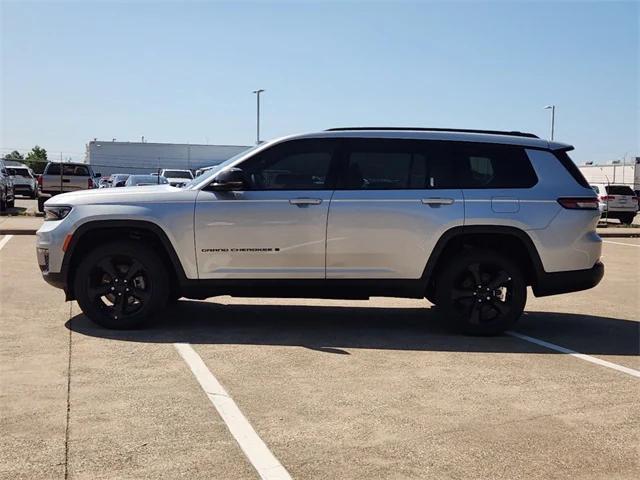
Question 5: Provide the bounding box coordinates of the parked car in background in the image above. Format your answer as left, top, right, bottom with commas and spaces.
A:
125, 175, 169, 187
7, 164, 38, 198
590, 183, 638, 224
98, 177, 112, 188
159, 168, 193, 187
39, 162, 100, 196
110, 174, 131, 187
0, 159, 16, 211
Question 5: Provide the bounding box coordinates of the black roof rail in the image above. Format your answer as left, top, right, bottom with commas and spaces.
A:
325, 127, 539, 139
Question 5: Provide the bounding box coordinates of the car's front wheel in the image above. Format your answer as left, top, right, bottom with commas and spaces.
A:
436, 249, 527, 336
74, 241, 169, 329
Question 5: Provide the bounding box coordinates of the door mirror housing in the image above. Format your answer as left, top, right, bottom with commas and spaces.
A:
207, 168, 247, 191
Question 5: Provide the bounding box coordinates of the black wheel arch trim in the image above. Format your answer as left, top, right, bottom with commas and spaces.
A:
421, 225, 545, 284
61, 219, 189, 299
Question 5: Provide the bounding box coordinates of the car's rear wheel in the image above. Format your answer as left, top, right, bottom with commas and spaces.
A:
74, 241, 169, 329
436, 249, 527, 336
620, 214, 635, 225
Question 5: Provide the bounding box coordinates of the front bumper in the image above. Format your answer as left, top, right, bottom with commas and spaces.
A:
533, 261, 604, 297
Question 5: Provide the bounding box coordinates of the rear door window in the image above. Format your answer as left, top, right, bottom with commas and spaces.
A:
339, 138, 454, 190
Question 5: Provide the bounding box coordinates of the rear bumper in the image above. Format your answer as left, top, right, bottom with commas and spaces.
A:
533, 261, 604, 297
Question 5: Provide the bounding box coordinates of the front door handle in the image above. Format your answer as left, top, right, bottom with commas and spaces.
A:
289, 198, 323, 206
421, 197, 454, 206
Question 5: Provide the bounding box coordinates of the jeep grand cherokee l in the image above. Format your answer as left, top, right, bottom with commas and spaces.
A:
36, 128, 604, 335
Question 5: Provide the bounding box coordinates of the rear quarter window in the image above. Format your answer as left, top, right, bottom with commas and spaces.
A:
450, 143, 538, 189
553, 151, 591, 188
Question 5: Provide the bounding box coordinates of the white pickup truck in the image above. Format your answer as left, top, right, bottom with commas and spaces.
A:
38, 162, 101, 211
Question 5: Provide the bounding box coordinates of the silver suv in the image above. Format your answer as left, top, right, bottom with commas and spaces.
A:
36, 128, 604, 335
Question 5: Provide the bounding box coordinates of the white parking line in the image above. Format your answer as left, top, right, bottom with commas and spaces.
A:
0, 235, 14, 251
507, 331, 640, 378
174, 343, 292, 480
603, 240, 640, 248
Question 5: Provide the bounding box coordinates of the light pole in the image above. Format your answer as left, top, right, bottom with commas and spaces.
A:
544, 105, 556, 140
252, 89, 265, 144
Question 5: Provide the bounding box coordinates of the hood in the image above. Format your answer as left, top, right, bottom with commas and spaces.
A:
45, 184, 193, 206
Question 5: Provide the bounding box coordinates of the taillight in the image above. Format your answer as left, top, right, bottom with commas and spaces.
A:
599, 195, 613, 201
37, 175, 42, 187
88, 178, 94, 189
557, 197, 599, 210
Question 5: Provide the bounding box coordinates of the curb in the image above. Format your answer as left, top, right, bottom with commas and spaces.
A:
0, 229, 39, 235
597, 232, 640, 238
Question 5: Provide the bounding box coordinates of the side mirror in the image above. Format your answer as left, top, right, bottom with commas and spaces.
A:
115, 181, 126, 187
95, 172, 102, 178
207, 168, 247, 191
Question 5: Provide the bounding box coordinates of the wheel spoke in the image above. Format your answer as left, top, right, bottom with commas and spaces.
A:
451, 288, 474, 300
97, 258, 118, 279
487, 270, 510, 289
468, 263, 482, 285
469, 303, 481, 324
489, 299, 509, 315
125, 260, 144, 282
113, 294, 126, 317
132, 287, 151, 303
87, 283, 112, 299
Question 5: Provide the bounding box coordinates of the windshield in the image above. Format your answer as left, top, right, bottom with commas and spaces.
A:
162, 170, 193, 179
183, 145, 262, 189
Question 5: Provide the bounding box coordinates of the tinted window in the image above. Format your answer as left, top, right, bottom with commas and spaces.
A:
163, 170, 193, 179
451, 144, 537, 188
46, 164, 90, 176
340, 139, 454, 190
241, 139, 335, 190
606, 185, 634, 195
554, 151, 591, 188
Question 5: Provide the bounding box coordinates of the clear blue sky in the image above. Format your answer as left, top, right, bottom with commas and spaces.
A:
1, 1, 638, 164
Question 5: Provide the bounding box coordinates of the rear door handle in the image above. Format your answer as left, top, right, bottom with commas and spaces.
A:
289, 198, 323, 206
421, 197, 454, 206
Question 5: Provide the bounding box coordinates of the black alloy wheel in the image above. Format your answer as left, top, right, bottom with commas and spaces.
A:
75, 241, 168, 329
436, 249, 526, 335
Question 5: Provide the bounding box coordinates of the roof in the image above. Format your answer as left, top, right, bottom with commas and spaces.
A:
283, 128, 572, 151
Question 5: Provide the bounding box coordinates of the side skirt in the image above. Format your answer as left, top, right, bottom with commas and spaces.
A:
179, 279, 427, 301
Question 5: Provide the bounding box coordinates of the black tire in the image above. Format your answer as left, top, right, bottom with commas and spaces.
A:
620, 214, 635, 225
74, 241, 169, 329
0, 193, 6, 212
37, 195, 47, 212
435, 249, 527, 336
30, 189, 37, 199
7, 197, 14, 208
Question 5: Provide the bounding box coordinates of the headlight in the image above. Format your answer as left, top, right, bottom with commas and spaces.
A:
44, 206, 72, 221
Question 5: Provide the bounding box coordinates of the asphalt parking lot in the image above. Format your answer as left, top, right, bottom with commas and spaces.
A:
1, 235, 638, 479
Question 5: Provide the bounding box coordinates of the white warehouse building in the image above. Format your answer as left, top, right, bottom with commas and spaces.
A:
578, 157, 640, 190
85, 140, 251, 177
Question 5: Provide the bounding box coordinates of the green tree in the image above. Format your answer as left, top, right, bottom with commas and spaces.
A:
3, 150, 24, 162
24, 146, 48, 174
